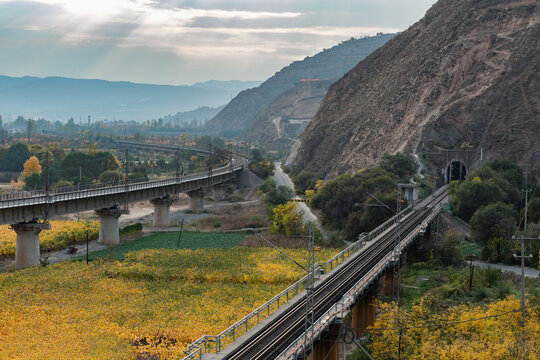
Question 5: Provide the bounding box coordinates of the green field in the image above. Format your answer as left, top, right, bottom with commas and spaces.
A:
85, 231, 247, 260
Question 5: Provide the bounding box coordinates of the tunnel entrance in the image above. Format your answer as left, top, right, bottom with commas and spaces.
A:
447, 161, 466, 183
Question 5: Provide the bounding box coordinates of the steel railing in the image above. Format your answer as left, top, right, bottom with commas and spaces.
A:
0, 160, 243, 209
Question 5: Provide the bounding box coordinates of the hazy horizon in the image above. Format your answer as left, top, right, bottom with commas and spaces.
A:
0, 0, 436, 85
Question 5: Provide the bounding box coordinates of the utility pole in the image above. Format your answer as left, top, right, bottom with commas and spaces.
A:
512, 188, 535, 359
464, 255, 477, 291
229, 142, 233, 172
395, 185, 403, 360
175, 147, 180, 180
255, 230, 318, 357
124, 148, 129, 210
304, 226, 315, 360
175, 147, 181, 196
44, 151, 51, 220
511, 166, 538, 359
394, 185, 403, 300
208, 143, 213, 186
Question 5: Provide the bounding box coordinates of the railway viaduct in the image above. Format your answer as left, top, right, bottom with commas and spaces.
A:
182, 186, 449, 360
1, 141, 247, 268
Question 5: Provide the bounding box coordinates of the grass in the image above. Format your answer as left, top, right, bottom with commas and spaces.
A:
461, 241, 482, 257
399, 261, 539, 309
84, 231, 247, 260
194, 202, 269, 230
400, 263, 453, 308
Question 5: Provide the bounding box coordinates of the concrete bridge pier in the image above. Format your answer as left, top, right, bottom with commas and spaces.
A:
311, 323, 341, 360
351, 287, 376, 338
12, 222, 51, 268
212, 184, 228, 201
381, 268, 395, 297
95, 208, 129, 245
187, 189, 205, 213
151, 197, 174, 227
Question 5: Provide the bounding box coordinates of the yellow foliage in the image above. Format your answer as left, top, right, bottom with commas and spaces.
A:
269, 202, 303, 236
368, 297, 540, 360
315, 179, 324, 191
10, 176, 25, 189
112, 154, 122, 168
0, 246, 340, 359
0, 220, 99, 256
305, 189, 315, 199
22, 156, 42, 177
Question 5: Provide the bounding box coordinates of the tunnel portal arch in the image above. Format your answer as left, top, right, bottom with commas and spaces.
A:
446, 160, 467, 183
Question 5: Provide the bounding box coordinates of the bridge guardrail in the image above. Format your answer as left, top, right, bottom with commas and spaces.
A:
181, 204, 414, 360
185, 272, 312, 357
0, 160, 243, 209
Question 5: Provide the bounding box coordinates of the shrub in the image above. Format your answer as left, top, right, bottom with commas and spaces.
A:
470, 203, 516, 261
380, 152, 415, 179
120, 223, 143, 236
452, 179, 501, 221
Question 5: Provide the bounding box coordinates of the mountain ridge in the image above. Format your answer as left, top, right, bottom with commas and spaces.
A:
205, 34, 395, 135
0, 75, 261, 122
295, 0, 539, 177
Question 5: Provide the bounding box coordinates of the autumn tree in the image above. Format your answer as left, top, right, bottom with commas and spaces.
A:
269, 202, 304, 237
470, 202, 516, 262
22, 156, 42, 177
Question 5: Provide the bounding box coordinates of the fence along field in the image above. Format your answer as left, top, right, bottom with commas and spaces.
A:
0, 244, 339, 359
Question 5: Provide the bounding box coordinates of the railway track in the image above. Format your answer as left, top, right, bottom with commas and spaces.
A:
224, 189, 448, 360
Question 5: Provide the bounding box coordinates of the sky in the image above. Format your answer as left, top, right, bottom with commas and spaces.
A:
0, 0, 437, 85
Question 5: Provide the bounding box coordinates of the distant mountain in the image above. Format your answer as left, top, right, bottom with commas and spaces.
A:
205, 34, 395, 135
0, 76, 261, 122
191, 80, 262, 92
296, 0, 539, 177
162, 105, 225, 126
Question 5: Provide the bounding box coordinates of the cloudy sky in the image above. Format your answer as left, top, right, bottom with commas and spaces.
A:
0, 0, 436, 85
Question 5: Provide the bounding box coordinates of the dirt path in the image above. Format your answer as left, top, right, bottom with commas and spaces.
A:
272, 162, 330, 240
472, 260, 538, 278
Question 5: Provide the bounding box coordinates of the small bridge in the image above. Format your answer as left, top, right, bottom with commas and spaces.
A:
1, 141, 246, 268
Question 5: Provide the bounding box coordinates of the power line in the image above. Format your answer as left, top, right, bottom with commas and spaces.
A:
352, 302, 540, 332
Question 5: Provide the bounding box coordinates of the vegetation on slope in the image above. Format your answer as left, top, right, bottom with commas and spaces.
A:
308, 153, 416, 240
451, 159, 539, 264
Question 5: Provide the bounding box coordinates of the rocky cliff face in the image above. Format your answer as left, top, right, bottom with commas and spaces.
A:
244, 80, 331, 149
295, 0, 539, 178
205, 34, 395, 136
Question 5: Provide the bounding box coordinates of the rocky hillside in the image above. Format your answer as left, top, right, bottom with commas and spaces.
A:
205, 34, 395, 136
244, 79, 331, 149
295, 0, 539, 178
